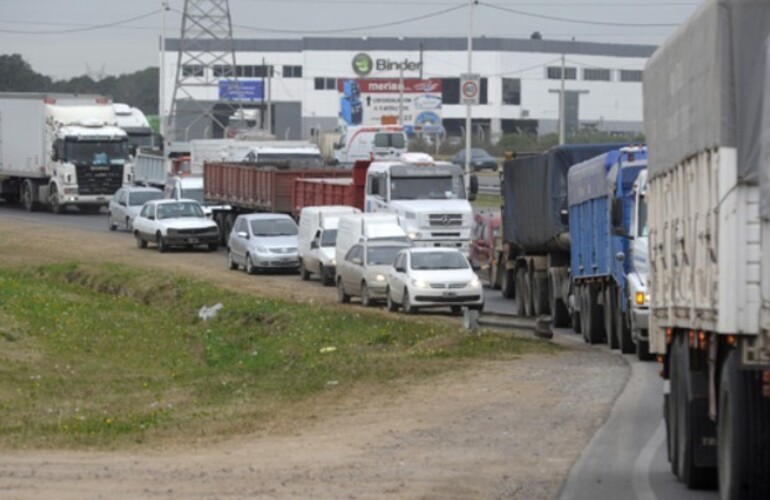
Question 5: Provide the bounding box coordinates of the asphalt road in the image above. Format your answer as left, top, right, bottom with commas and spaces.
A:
1, 203, 719, 500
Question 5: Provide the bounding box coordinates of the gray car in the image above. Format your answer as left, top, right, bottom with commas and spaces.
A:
227, 213, 300, 274
108, 186, 163, 231
336, 240, 412, 306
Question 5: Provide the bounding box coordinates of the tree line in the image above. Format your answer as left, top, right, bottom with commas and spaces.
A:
0, 54, 158, 115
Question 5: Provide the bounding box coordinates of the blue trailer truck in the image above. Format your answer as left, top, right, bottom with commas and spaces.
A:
567, 147, 651, 359
498, 143, 629, 328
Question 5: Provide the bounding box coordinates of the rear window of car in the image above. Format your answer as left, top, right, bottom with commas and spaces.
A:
129, 190, 163, 206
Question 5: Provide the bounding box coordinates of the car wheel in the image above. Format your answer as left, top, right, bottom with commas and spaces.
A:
320, 265, 334, 286
299, 259, 310, 281
451, 305, 462, 315
207, 242, 218, 252
245, 253, 256, 275
227, 250, 238, 270
108, 213, 117, 231
337, 278, 350, 304
361, 282, 372, 307
126, 217, 132, 232
156, 233, 167, 253
386, 287, 398, 312
135, 232, 147, 249
402, 289, 414, 314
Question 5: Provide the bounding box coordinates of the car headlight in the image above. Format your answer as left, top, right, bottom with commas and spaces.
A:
255, 246, 269, 254
374, 274, 386, 282
412, 279, 429, 289
408, 231, 420, 240
469, 278, 481, 288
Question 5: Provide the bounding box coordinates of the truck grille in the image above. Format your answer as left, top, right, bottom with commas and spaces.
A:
75, 165, 123, 196
428, 214, 463, 227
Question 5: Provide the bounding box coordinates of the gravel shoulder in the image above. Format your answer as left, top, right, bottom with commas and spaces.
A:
0, 216, 629, 499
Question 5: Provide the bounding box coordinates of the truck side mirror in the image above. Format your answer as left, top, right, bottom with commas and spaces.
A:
611, 198, 623, 228
468, 174, 478, 202
310, 240, 318, 249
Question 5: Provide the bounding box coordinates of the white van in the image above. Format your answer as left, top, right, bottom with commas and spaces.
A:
335, 213, 409, 269
298, 205, 361, 286
333, 125, 407, 167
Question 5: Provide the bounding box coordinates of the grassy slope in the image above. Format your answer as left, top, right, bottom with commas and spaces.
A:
0, 262, 556, 449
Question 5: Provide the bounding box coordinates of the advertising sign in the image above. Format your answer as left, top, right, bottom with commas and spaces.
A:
218, 80, 264, 101
338, 78, 443, 129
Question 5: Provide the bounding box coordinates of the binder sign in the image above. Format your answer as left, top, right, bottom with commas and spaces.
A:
460, 73, 480, 105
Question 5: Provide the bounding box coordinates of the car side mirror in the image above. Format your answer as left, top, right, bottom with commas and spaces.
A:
237, 231, 249, 239
147, 215, 155, 221
310, 240, 318, 249
468, 174, 478, 202
395, 265, 405, 273
351, 257, 363, 266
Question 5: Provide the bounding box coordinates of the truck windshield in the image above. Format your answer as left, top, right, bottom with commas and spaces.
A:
390, 175, 465, 200
374, 133, 405, 149
250, 219, 298, 237
320, 229, 337, 247
638, 195, 648, 237
65, 140, 127, 165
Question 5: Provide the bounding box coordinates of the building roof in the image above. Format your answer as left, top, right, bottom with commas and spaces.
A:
165, 37, 656, 59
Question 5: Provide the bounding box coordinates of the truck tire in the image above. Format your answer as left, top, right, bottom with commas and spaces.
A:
532, 270, 549, 316
22, 180, 38, 212
674, 335, 717, 489
523, 270, 535, 317
49, 185, 63, 214
668, 336, 680, 476
617, 291, 635, 354
549, 275, 570, 328
635, 332, 652, 361
603, 285, 619, 349
584, 283, 605, 345
501, 267, 515, 299
515, 268, 526, 316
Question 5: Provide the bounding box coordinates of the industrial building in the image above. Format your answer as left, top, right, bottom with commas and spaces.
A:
160, 36, 655, 141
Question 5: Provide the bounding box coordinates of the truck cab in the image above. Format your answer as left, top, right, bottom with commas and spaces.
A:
364, 153, 474, 255
623, 168, 650, 357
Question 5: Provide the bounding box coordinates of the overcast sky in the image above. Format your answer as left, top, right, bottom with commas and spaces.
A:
0, 0, 701, 79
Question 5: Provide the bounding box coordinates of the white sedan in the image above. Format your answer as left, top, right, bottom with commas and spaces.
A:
108, 186, 163, 232
386, 247, 484, 314
132, 199, 219, 252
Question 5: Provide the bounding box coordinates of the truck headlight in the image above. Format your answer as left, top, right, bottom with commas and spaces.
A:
635, 291, 650, 306
408, 231, 420, 240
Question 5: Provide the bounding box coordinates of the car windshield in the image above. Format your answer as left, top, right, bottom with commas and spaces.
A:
181, 188, 204, 204
410, 251, 469, 270
471, 149, 490, 158
250, 218, 298, 237
157, 202, 204, 219
366, 245, 405, 265
320, 229, 337, 247
129, 191, 163, 206
390, 175, 465, 200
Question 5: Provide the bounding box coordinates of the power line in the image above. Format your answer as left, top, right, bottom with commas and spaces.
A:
0, 9, 161, 34
480, 2, 681, 27
170, 4, 467, 34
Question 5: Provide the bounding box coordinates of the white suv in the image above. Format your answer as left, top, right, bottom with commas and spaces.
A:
133, 199, 219, 252
386, 247, 484, 314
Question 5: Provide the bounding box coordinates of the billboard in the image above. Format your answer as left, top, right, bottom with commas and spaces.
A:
338, 78, 443, 131
218, 80, 264, 101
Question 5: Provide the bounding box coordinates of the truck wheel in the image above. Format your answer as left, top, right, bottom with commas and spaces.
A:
501, 267, 515, 299
603, 285, 619, 349
523, 270, 535, 317
617, 291, 635, 354
579, 286, 589, 342
515, 268, 526, 316
50, 186, 63, 214
635, 331, 652, 361
718, 349, 749, 500
22, 180, 37, 212
584, 283, 605, 345
549, 275, 570, 328
299, 260, 310, 281
667, 337, 680, 475
532, 270, 549, 316
675, 335, 717, 489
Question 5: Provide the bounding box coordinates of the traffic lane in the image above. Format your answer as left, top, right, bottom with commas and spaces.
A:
0, 204, 109, 232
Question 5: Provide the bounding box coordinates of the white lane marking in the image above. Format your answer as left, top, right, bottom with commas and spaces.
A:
632, 420, 665, 500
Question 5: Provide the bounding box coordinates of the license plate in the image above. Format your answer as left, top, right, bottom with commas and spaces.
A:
443, 291, 457, 297
281, 256, 294, 262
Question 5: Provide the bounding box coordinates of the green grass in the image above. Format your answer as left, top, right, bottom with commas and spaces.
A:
0, 262, 556, 449
472, 193, 502, 210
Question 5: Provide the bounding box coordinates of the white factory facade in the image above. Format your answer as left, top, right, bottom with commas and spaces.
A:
161, 37, 655, 141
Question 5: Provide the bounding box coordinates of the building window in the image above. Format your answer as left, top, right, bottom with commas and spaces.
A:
583, 68, 611, 81
619, 70, 643, 82
182, 65, 204, 78
314, 77, 337, 90
212, 65, 234, 78
546, 66, 576, 80
502, 78, 521, 105
282, 65, 302, 78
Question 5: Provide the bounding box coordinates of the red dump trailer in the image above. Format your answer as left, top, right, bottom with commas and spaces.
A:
291, 161, 369, 214
203, 161, 349, 243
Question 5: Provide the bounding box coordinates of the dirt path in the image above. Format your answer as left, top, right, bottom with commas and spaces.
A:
0, 217, 628, 499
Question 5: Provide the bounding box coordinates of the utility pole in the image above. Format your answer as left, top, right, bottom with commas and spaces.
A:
267, 63, 272, 135
464, 0, 474, 194
398, 66, 405, 125
559, 54, 566, 145
159, 1, 169, 142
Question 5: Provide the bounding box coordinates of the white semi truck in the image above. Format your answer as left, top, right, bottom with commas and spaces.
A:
0, 93, 130, 213
644, 0, 770, 497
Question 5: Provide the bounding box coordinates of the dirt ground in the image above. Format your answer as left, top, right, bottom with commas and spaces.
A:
0, 216, 629, 499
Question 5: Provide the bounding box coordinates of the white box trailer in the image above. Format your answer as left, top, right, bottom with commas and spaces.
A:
643, 0, 770, 496
0, 92, 129, 213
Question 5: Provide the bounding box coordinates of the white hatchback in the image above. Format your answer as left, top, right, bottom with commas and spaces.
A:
108, 186, 163, 232
132, 199, 219, 252
227, 213, 299, 274
386, 247, 484, 314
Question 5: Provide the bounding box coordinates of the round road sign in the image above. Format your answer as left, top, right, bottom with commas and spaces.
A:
462, 80, 479, 99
